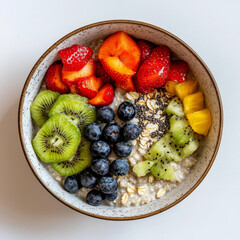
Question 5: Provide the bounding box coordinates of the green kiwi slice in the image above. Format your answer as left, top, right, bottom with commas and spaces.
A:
151, 160, 176, 180
48, 94, 96, 131
51, 137, 92, 176
32, 114, 81, 163
30, 90, 60, 127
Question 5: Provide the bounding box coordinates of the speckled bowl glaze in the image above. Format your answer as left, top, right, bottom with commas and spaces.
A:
18, 20, 223, 220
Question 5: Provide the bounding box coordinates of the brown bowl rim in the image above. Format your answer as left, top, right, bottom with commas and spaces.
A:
18, 19, 223, 221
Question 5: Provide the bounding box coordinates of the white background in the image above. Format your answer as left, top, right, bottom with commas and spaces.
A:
0, 0, 239, 239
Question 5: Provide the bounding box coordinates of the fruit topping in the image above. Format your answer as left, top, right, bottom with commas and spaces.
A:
64, 175, 81, 193
79, 168, 97, 188
183, 91, 204, 114
30, 90, 60, 127
103, 190, 118, 201
165, 81, 179, 95
113, 141, 132, 157
84, 122, 102, 141
45, 62, 70, 94
166, 97, 184, 117
102, 122, 121, 144
90, 158, 109, 176
133, 160, 156, 177
109, 159, 129, 176
186, 108, 212, 136
58, 44, 93, 71
98, 176, 118, 194
117, 101, 136, 121
122, 122, 140, 141
175, 80, 198, 100
97, 106, 115, 123
151, 161, 176, 180
90, 140, 111, 158
86, 189, 103, 206
88, 83, 114, 106
32, 114, 81, 163
95, 60, 112, 83
137, 40, 155, 63
166, 60, 188, 83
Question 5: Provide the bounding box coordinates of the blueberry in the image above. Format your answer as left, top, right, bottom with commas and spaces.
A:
91, 158, 109, 176
110, 159, 130, 176
86, 189, 103, 206
97, 106, 115, 123
122, 122, 140, 140
102, 122, 121, 144
113, 141, 132, 157
84, 122, 102, 141
102, 190, 118, 201
117, 101, 136, 121
80, 169, 97, 188
90, 140, 111, 158
64, 175, 81, 193
99, 176, 118, 194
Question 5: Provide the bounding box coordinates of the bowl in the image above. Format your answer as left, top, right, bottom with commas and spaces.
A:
18, 20, 223, 220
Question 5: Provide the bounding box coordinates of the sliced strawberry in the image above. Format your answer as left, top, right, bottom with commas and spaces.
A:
133, 75, 153, 94
101, 57, 135, 92
69, 84, 77, 93
136, 45, 170, 89
76, 76, 103, 99
45, 61, 69, 94
58, 44, 93, 71
88, 84, 114, 106
137, 40, 155, 63
95, 60, 112, 83
99, 31, 141, 71
62, 58, 95, 86
166, 60, 188, 83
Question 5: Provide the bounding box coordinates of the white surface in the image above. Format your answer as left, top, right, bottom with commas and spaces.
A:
0, 0, 239, 239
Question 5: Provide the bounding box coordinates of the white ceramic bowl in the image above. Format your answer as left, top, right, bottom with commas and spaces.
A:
18, 20, 223, 220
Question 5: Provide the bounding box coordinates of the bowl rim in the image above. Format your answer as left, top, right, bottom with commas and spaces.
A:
18, 19, 223, 221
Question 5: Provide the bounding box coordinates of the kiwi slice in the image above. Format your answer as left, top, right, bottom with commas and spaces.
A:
48, 94, 96, 131
51, 137, 92, 176
30, 90, 60, 127
166, 97, 184, 117
151, 160, 176, 180
133, 160, 156, 177
32, 114, 81, 163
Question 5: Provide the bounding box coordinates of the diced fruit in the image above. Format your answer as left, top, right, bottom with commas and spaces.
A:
102, 122, 121, 144
166, 60, 188, 83
99, 31, 141, 71
133, 160, 156, 177
32, 114, 81, 163
99, 176, 118, 194
165, 81, 179, 95
109, 159, 130, 176
113, 142, 132, 157
122, 122, 140, 141
49, 94, 96, 131
166, 97, 184, 117
175, 80, 198, 100
45, 62, 70, 94
181, 137, 199, 159
97, 106, 115, 123
64, 175, 81, 193
62, 58, 95, 86
76, 76, 103, 99
95, 60, 112, 83
58, 44, 93, 71
151, 161, 176, 180
183, 91, 204, 114
30, 90, 60, 127
84, 122, 102, 142
69, 85, 77, 93
187, 109, 212, 136
169, 116, 193, 146
117, 101, 136, 121
90, 140, 111, 158
86, 189, 103, 206
91, 159, 109, 176
88, 83, 114, 106
136, 45, 171, 89
101, 57, 135, 91
137, 40, 155, 63
52, 138, 92, 176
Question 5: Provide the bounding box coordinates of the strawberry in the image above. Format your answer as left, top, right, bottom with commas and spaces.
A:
133, 75, 153, 94
166, 60, 188, 83
69, 85, 77, 94
76, 76, 103, 99
58, 44, 93, 71
136, 45, 170, 89
95, 60, 112, 83
88, 83, 114, 106
45, 61, 69, 94
137, 40, 155, 63
62, 59, 95, 86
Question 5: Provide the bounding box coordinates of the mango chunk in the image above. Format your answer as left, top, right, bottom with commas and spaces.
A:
175, 81, 197, 100
165, 81, 179, 95
183, 92, 204, 114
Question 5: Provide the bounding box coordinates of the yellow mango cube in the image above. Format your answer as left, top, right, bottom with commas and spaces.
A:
175, 81, 198, 100
187, 109, 212, 136
183, 92, 204, 114
165, 81, 179, 95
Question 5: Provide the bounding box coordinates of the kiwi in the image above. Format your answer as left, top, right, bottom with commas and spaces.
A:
133, 160, 156, 177
181, 136, 199, 159
151, 161, 176, 180
30, 90, 60, 127
51, 138, 92, 176
32, 114, 81, 163
166, 97, 184, 117
48, 94, 96, 131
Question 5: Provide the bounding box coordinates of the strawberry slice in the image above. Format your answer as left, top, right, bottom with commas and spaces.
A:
101, 57, 135, 92
69, 85, 77, 94
137, 40, 155, 63
76, 76, 103, 99
166, 60, 188, 83
95, 60, 112, 83
45, 61, 69, 94
62, 58, 95, 86
88, 84, 114, 106
133, 75, 153, 94
58, 44, 93, 71
136, 45, 170, 89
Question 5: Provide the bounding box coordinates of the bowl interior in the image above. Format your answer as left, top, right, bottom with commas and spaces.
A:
19, 21, 222, 220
